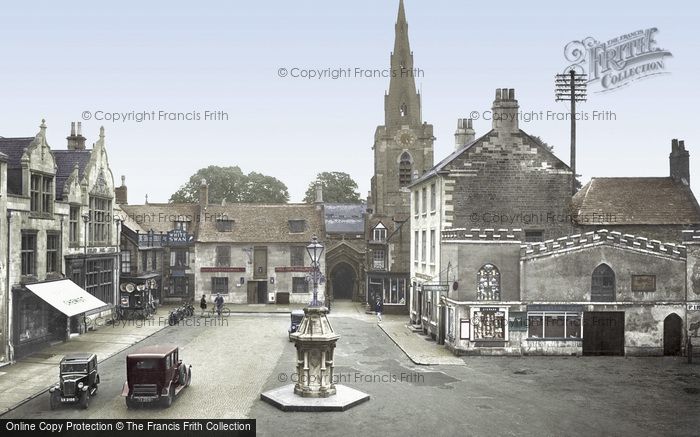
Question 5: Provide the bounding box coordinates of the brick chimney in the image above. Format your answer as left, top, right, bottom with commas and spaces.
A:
199, 178, 209, 208
454, 118, 475, 149
491, 88, 518, 133
115, 175, 128, 204
66, 121, 86, 150
670, 138, 690, 185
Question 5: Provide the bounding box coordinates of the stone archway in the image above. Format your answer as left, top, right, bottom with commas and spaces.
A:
330, 262, 356, 300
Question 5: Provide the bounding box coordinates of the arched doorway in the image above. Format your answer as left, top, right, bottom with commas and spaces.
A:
663, 313, 682, 356
331, 263, 356, 300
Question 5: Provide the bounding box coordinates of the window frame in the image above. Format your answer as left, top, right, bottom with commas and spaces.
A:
527, 311, 582, 340
211, 277, 229, 294
21, 231, 38, 276
215, 246, 231, 267
477, 264, 501, 301
46, 232, 60, 274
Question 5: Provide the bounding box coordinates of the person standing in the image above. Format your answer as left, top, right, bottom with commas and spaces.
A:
375, 297, 383, 323
214, 293, 224, 317
199, 294, 207, 317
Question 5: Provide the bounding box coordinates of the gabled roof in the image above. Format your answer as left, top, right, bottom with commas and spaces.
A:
409, 129, 570, 187
53, 149, 91, 199
324, 203, 366, 234
120, 203, 201, 234
197, 203, 324, 243
571, 177, 700, 225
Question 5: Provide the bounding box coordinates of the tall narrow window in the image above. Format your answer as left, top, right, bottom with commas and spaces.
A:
30, 174, 53, 214
89, 196, 111, 245
477, 264, 501, 301
373, 249, 386, 270
400, 103, 407, 117
421, 188, 427, 214
421, 230, 426, 264
413, 190, 419, 215
399, 152, 412, 187
430, 229, 436, 264
430, 183, 436, 211
372, 223, 387, 242
591, 264, 615, 302
121, 250, 131, 274
290, 246, 305, 266
69, 206, 79, 244
414, 231, 419, 263
21, 232, 37, 276
46, 233, 60, 273
216, 246, 231, 267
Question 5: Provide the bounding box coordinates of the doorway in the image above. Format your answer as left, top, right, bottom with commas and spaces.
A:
331, 263, 356, 300
663, 313, 682, 356
583, 311, 625, 356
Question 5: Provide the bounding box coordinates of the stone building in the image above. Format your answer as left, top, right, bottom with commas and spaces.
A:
324, 203, 367, 302
0, 121, 119, 362
571, 139, 700, 243
409, 89, 575, 328
366, 0, 434, 314
440, 228, 688, 356
118, 201, 199, 303
118, 180, 326, 305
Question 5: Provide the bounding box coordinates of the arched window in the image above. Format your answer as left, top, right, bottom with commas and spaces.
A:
400, 103, 408, 117
591, 264, 615, 302
399, 152, 412, 187
477, 264, 500, 300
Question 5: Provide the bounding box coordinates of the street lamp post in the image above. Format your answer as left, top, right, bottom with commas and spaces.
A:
81, 212, 90, 334
306, 235, 324, 307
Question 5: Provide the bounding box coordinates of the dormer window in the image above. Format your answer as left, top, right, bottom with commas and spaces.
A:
216, 219, 234, 232
372, 223, 387, 242
30, 173, 53, 214
288, 220, 306, 233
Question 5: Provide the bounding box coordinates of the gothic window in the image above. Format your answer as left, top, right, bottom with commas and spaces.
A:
477, 264, 500, 300
400, 103, 408, 117
591, 264, 615, 302
399, 152, 412, 187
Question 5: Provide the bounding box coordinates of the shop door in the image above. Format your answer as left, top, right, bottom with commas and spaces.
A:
247, 281, 257, 303
583, 311, 625, 356
257, 282, 268, 304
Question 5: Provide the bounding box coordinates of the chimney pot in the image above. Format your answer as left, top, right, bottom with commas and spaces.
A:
70, 122, 76, 136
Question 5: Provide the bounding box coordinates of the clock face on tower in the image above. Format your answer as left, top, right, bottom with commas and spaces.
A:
395, 131, 416, 147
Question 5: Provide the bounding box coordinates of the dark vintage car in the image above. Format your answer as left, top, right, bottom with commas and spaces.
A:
288, 310, 305, 341
121, 344, 191, 408
49, 353, 100, 410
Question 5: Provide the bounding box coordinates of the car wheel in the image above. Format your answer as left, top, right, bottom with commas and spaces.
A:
125, 398, 137, 410
79, 390, 90, 410
49, 391, 60, 410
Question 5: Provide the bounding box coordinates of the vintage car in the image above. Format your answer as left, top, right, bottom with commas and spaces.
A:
49, 353, 100, 410
288, 310, 305, 341
121, 344, 191, 408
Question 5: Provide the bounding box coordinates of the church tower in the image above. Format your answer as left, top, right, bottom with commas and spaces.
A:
366, 0, 434, 313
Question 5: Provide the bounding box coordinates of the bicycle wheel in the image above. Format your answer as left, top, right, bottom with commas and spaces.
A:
221, 308, 230, 317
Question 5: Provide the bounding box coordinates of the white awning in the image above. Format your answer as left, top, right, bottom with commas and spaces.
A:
25, 279, 108, 317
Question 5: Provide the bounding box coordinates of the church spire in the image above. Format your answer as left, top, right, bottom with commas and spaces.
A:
385, 0, 421, 129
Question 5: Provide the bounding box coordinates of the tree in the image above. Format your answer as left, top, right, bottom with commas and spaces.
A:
303, 171, 361, 203
170, 166, 289, 204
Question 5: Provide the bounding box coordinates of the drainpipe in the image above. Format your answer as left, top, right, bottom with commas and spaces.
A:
5, 210, 16, 364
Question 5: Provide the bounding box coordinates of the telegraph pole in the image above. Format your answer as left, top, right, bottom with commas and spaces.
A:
556, 69, 587, 195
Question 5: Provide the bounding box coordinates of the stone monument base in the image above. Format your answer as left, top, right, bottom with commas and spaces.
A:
260, 384, 369, 412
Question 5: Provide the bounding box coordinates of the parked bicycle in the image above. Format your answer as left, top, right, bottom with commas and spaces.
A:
209, 305, 230, 318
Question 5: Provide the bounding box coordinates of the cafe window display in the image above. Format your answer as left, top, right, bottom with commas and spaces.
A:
471, 308, 506, 341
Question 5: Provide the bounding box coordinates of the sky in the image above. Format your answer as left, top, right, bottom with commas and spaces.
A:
1, 0, 698, 204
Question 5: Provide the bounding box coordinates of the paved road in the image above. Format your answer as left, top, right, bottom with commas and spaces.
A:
3, 314, 289, 420
4, 308, 698, 436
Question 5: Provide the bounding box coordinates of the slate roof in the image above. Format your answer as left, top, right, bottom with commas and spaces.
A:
120, 203, 201, 234
197, 203, 325, 243
571, 177, 700, 225
0, 137, 34, 194
324, 203, 366, 234
53, 149, 91, 200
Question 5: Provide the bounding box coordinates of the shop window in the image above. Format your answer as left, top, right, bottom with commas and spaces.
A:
591, 264, 615, 302
211, 277, 228, 294
472, 309, 505, 340
292, 277, 308, 293
86, 259, 114, 304
477, 264, 500, 300
528, 312, 581, 339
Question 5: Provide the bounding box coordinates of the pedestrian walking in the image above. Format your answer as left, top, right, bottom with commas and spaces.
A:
199, 294, 207, 317
375, 297, 383, 323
